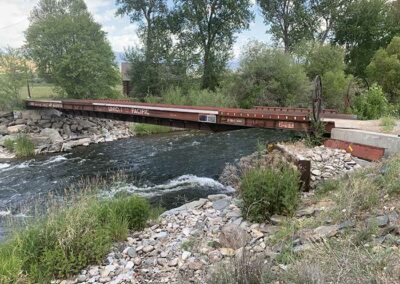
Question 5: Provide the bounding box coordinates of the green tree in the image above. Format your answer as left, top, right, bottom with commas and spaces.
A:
333, 0, 397, 78
230, 41, 310, 108
367, 36, 400, 103
117, 0, 193, 98
257, 0, 316, 52
175, 0, 254, 90
0, 48, 31, 110
26, 0, 119, 99
305, 44, 352, 109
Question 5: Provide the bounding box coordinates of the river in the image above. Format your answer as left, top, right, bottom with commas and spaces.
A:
0, 128, 293, 239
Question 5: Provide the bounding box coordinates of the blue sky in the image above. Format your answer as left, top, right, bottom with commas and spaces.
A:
0, 0, 272, 61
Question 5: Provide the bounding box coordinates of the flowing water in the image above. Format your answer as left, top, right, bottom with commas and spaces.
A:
0, 128, 294, 239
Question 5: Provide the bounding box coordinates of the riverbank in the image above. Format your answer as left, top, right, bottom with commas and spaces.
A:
0, 110, 133, 159
48, 143, 400, 284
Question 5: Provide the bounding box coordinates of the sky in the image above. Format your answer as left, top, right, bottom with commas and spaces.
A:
0, 0, 271, 61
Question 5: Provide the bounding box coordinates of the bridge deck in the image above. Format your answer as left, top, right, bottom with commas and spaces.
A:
25, 99, 338, 133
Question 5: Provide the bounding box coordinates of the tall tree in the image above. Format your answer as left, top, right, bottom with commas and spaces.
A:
333, 0, 396, 78
175, 0, 254, 90
26, 0, 119, 99
116, 0, 184, 97
0, 48, 31, 110
257, 0, 316, 53
311, 0, 353, 44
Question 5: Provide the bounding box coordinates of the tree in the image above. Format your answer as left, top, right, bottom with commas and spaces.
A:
311, 0, 353, 44
26, 0, 119, 99
175, 0, 254, 90
230, 41, 310, 108
257, 0, 316, 52
367, 36, 400, 103
305, 45, 351, 109
0, 48, 31, 110
333, 0, 396, 78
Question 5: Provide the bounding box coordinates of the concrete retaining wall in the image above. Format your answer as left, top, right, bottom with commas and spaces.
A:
331, 128, 400, 157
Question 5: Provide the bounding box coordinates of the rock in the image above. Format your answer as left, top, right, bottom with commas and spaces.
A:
251, 229, 264, 239
311, 169, 322, 176
313, 225, 339, 239
296, 207, 316, 217
76, 275, 87, 283
220, 248, 235, 257
182, 251, 191, 260
208, 250, 223, 263
168, 258, 179, 267
40, 128, 63, 144
133, 257, 142, 266
127, 247, 136, 258
188, 261, 203, 270
212, 198, 230, 211
88, 267, 99, 277
270, 215, 286, 225
293, 243, 313, 253
0, 125, 7, 135
208, 194, 228, 202
7, 124, 27, 134
368, 215, 389, 227
61, 138, 92, 151
142, 245, 154, 253
157, 258, 167, 266
219, 224, 249, 249
339, 220, 355, 230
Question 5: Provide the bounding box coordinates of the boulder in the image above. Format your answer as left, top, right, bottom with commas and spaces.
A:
21, 110, 41, 122
219, 224, 249, 249
61, 138, 92, 151
7, 124, 27, 134
0, 125, 7, 135
40, 128, 63, 144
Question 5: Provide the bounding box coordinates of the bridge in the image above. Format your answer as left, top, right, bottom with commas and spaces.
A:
25, 99, 353, 133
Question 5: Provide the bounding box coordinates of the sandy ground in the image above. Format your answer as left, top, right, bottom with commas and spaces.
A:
323, 118, 400, 135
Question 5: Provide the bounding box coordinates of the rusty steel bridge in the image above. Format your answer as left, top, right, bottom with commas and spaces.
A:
25, 99, 355, 133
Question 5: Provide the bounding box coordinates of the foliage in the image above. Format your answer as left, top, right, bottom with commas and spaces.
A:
0, 194, 152, 283
257, 0, 315, 52
133, 124, 173, 136
229, 42, 310, 108
0, 48, 31, 111
26, 0, 120, 99
240, 165, 300, 222
353, 84, 389, 119
145, 87, 237, 107
4, 135, 35, 158
367, 36, 400, 103
305, 44, 352, 110
174, 0, 254, 90
380, 116, 396, 133
333, 0, 398, 78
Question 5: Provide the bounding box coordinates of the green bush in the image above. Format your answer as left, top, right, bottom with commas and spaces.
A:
353, 84, 389, 119
380, 116, 396, 132
240, 165, 300, 222
0, 194, 152, 283
3, 135, 35, 158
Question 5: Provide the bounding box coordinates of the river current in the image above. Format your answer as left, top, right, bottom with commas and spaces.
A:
0, 128, 293, 239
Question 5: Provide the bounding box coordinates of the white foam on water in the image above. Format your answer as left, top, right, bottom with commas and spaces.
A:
42, 155, 68, 165
0, 210, 11, 217
0, 163, 10, 170
102, 175, 233, 198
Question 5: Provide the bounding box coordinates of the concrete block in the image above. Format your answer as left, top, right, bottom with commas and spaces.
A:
331, 128, 400, 157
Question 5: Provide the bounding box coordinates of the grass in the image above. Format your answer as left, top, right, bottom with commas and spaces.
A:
132, 123, 173, 136
3, 135, 35, 158
380, 116, 397, 132
0, 182, 161, 283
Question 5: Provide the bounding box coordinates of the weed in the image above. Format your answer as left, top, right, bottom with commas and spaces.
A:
240, 165, 300, 222
3, 135, 35, 158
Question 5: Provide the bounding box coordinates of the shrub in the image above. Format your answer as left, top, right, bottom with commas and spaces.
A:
3, 135, 35, 158
132, 124, 172, 136
240, 165, 300, 222
353, 84, 389, 119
